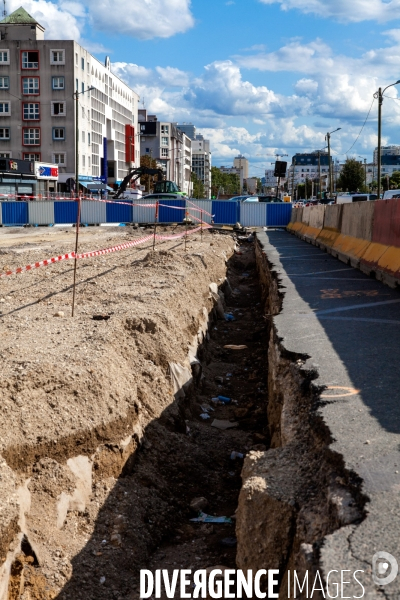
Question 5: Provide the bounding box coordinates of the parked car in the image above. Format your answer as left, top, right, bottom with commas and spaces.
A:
382, 189, 400, 200
258, 195, 283, 203
336, 194, 377, 204
227, 195, 259, 202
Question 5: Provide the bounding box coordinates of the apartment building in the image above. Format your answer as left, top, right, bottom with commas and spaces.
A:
287, 151, 331, 194
176, 124, 211, 198
0, 7, 139, 192
139, 110, 192, 195
233, 155, 249, 180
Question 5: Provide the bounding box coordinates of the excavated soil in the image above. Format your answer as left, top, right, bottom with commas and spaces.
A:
0, 225, 269, 599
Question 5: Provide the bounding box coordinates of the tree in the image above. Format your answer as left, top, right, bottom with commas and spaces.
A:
390, 170, 400, 189
191, 171, 205, 199
211, 167, 240, 197
337, 158, 365, 192
140, 154, 159, 192
297, 179, 312, 199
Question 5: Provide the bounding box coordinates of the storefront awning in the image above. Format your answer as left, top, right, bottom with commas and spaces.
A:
79, 181, 113, 192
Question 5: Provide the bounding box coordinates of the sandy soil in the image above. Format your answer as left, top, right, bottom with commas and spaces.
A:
0, 224, 237, 598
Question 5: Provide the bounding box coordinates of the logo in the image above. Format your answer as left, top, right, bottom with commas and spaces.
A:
372, 552, 398, 586
9, 160, 18, 170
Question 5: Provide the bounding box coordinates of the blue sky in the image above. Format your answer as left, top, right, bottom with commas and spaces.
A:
12, 0, 400, 176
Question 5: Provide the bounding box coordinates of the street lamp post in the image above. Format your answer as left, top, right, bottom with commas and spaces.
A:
375, 81, 400, 199
326, 128, 341, 198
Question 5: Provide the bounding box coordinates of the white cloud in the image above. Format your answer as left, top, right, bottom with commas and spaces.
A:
8, 0, 83, 39
155, 66, 190, 87
85, 0, 194, 39
259, 0, 400, 23
7, 0, 194, 41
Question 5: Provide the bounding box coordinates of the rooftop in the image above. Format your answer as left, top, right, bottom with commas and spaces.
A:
0, 6, 38, 24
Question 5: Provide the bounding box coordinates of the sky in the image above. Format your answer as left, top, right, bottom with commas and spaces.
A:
9, 0, 400, 176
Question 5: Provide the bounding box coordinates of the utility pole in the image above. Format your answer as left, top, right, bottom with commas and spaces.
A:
364, 158, 367, 190
291, 157, 295, 198
326, 128, 341, 198
318, 151, 321, 200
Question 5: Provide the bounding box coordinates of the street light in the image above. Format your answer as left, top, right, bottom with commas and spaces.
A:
374, 80, 400, 199
325, 128, 341, 198
74, 86, 95, 195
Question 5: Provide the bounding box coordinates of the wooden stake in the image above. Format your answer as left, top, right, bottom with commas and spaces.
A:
153, 201, 158, 252
184, 209, 188, 252
201, 209, 203, 241
71, 195, 81, 317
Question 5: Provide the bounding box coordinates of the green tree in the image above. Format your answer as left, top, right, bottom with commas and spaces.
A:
191, 171, 205, 198
390, 170, 400, 189
140, 154, 159, 192
337, 158, 365, 192
211, 167, 240, 197
297, 179, 312, 199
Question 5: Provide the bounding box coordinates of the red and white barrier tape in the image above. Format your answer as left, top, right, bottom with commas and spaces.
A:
0, 252, 76, 278
77, 234, 154, 259
0, 225, 211, 278
187, 199, 213, 217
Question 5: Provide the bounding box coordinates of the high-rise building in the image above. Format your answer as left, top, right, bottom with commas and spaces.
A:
0, 7, 139, 192
233, 155, 249, 180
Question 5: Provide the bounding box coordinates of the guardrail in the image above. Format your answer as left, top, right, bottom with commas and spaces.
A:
0, 199, 292, 228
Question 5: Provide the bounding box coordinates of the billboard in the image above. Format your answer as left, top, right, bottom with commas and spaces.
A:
35, 162, 59, 180
0, 158, 34, 174
274, 160, 287, 178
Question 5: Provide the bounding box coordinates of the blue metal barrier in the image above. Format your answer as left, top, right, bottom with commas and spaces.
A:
106, 201, 133, 223
212, 200, 239, 225
265, 203, 292, 226
54, 201, 78, 224
158, 199, 185, 222
2, 202, 28, 225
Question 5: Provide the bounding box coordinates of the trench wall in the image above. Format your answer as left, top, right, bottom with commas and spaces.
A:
235, 237, 367, 599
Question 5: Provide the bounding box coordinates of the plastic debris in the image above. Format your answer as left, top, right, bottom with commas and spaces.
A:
200, 404, 215, 413
200, 413, 211, 420
211, 419, 238, 430
224, 345, 248, 350
211, 396, 231, 405
190, 512, 232, 524
224, 313, 235, 321
230, 451, 244, 460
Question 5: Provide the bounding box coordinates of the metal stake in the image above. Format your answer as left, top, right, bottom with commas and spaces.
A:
153, 201, 158, 252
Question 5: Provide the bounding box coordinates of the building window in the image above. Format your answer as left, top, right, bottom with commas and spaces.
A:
145, 147, 150, 153
22, 77, 39, 95
82, 154, 85, 167
81, 57, 84, 70
76, 78, 78, 91
81, 82, 84, 93
82, 131, 85, 143
52, 76, 65, 90
161, 125, 169, 134
51, 101, 66, 116
23, 103, 39, 120
52, 153, 66, 165
0, 152, 10, 157
75, 52, 78, 66
23, 127, 40, 145
161, 147, 168, 157
21, 51, 39, 69
88, 133, 91, 145
23, 152, 40, 161
87, 61, 90, 73
0, 76, 9, 89
0, 102, 10, 115
88, 156, 91, 168
0, 50, 9, 64
53, 127, 65, 140
161, 137, 169, 146
50, 49, 65, 64
0, 128, 10, 139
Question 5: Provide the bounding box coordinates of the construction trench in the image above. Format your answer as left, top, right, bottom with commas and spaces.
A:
0, 226, 368, 599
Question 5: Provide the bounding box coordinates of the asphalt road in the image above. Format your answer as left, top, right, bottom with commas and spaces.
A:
257, 228, 400, 599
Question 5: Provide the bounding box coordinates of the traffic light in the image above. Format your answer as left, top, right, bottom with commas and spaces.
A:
274, 161, 287, 177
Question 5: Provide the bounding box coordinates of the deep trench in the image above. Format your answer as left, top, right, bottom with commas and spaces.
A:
8, 234, 367, 600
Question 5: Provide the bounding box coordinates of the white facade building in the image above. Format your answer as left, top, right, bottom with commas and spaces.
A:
0, 7, 139, 192
139, 111, 192, 195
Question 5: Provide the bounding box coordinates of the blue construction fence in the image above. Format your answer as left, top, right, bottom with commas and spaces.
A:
0, 199, 292, 228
